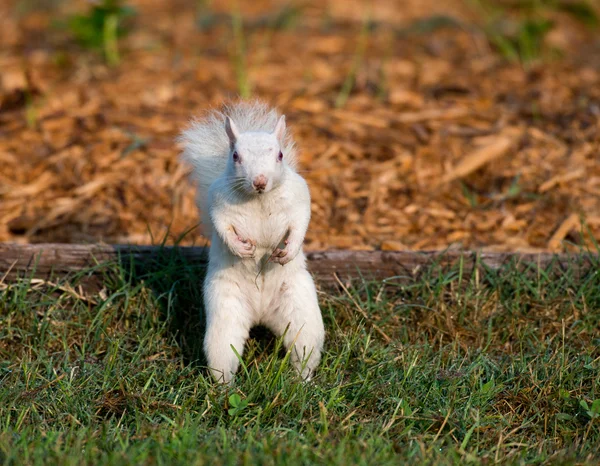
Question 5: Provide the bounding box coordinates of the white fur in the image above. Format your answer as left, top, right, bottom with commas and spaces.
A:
179, 100, 297, 236
179, 101, 324, 383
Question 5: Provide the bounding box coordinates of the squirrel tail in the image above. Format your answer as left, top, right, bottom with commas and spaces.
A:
178, 100, 297, 236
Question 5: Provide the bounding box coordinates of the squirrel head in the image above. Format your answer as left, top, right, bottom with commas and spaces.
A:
225, 115, 287, 195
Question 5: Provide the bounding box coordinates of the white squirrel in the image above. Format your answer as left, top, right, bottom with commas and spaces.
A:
179, 100, 325, 383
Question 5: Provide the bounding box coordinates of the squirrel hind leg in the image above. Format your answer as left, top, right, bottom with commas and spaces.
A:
203, 284, 252, 383
263, 271, 325, 381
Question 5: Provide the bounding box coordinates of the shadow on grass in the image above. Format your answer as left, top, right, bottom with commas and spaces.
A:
119, 246, 209, 366
115, 245, 279, 369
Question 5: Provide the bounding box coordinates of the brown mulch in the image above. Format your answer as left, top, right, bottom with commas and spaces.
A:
2, 0, 600, 252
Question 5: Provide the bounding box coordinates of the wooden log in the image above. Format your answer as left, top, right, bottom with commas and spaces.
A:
0, 243, 597, 288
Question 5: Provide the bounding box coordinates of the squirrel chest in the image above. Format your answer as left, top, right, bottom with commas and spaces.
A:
224, 190, 292, 251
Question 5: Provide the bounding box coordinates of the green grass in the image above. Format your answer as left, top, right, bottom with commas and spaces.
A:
64, 0, 137, 66
467, 0, 599, 65
1, 251, 599, 465
230, 2, 252, 99
335, 14, 372, 108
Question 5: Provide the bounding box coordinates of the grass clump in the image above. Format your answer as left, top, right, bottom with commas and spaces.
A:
0, 252, 599, 464
469, 0, 599, 65
65, 0, 137, 66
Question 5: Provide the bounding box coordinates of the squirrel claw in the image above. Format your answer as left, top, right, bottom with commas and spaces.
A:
269, 247, 290, 265
271, 248, 287, 257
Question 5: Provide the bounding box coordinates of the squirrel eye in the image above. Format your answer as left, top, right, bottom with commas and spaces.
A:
277, 151, 283, 162
233, 151, 240, 162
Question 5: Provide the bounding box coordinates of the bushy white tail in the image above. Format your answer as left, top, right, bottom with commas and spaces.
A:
179, 100, 297, 235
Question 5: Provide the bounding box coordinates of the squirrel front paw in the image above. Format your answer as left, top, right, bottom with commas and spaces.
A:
269, 240, 293, 265
231, 236, 256, 258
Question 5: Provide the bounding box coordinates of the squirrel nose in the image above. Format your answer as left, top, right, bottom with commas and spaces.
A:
253, 175, 267, 192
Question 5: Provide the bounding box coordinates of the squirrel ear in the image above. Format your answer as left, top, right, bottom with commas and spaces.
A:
225, 117, 240, 144
273, 115, 286, 141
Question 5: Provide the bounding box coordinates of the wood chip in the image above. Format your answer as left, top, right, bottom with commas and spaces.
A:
381, 240, 407, 251
441, 130, 520, 184
395, 107, 470, 124
548, 213, 580, 251
539, 169, 585, 193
